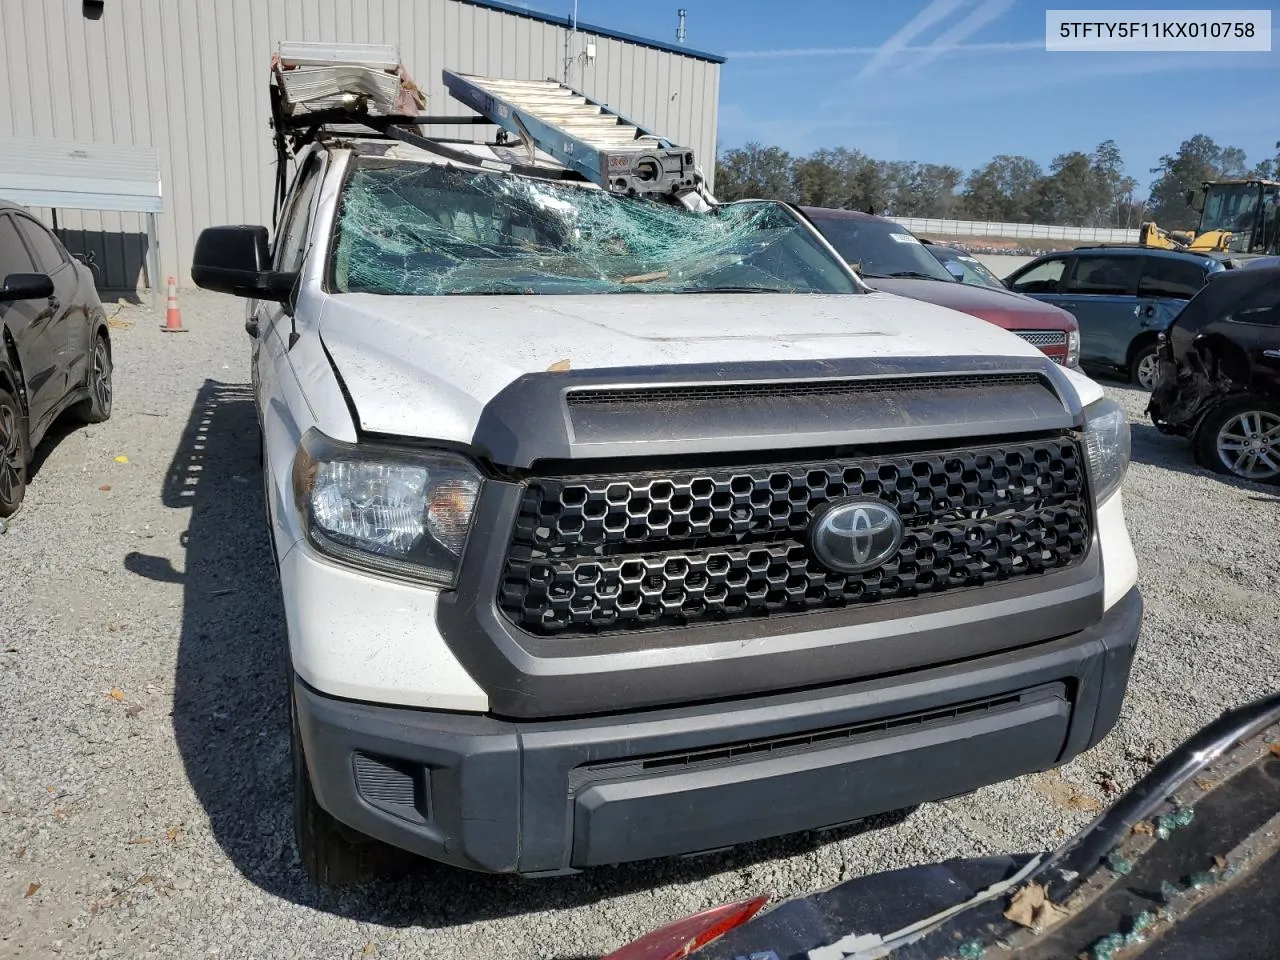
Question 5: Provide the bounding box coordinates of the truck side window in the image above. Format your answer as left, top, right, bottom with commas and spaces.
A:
1009, 258, 1065, 294
1137, 257, 1206, 300
1063, 256, 1142, 297
274, 157, 323, 273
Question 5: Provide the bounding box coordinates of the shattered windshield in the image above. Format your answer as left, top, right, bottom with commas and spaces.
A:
330, 159, 860, 296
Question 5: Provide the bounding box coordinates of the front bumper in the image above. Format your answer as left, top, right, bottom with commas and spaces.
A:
295, 587, 1141, 876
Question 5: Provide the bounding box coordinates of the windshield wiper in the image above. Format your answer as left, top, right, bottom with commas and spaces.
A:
676, 285, 797, 294
880, 270, 950, 281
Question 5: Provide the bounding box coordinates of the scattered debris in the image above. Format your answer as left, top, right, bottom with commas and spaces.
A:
1269, 742, 1280, 759
956, 942, 985, 960
99, 484, 112, 492
166, 825, 182, 844
125, 837, 155, 845
546, 358, 572, 372
1106, 851, 1133, 876
1132, 821, 1155, 837
108, 687, 126, 702
1094, 772, 1122, 795
1213, 855, 1228, 869
1155, 805, 1195, 839
1193, 778, 1215, 791
124, 703, 143, 718
1003, 882, 1067, 930
24, 881, 40, 898
1124, 744, 1159, 765
114, 455, 129, 464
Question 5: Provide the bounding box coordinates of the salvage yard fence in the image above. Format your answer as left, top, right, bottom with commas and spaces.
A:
892, 217, 1141, 244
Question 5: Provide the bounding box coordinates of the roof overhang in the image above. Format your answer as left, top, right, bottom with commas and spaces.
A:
0, 137, 162, 214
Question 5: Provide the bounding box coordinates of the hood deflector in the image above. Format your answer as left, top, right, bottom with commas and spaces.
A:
471, 356, 1081, 469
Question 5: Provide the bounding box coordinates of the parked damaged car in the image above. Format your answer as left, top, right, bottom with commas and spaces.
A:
921, 241, 1009, 291
1005, 247, 1223, 389
605, 689, 1280, 960
1147, 264, 1280, 484
0, 200, 113, 516
796, 206, 1081, 368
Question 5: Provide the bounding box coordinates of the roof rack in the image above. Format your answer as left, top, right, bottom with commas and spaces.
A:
267, 41, 714, 220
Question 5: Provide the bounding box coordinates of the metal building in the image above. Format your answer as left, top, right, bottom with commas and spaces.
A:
0, 0, 724, 291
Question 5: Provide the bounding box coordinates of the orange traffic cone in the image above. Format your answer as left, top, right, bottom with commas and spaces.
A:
161, 276, 187, 333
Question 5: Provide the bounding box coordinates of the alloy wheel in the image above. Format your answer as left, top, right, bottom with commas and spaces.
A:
1136, 351, 1161, 390
0, 402, 21, 505
1216, 410, 1280, 480
93, 338, 113, 412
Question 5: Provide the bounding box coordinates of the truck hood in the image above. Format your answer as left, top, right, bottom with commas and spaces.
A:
870, 277, 1078, 332
318, 291, 1051, 443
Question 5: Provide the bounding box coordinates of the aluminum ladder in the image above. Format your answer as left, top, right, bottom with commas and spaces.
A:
442, 70, 710, 204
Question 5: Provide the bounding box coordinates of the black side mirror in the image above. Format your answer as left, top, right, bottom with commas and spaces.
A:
943, 261, 966, 282
191, 226, 296, 301
0, 273, 55, 302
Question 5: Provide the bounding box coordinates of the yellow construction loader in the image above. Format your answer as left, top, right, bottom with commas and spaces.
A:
1140, 178, 1280, 259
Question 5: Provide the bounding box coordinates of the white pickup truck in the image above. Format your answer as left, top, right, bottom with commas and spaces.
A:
191, 70, 1140, 885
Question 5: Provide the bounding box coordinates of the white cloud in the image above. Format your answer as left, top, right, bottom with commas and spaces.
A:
856, 0, 971, 80
904, 0, 1016, 71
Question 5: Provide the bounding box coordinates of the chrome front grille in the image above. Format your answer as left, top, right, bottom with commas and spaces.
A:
498, 439, 1091, 636
1013, 330, 1068, 347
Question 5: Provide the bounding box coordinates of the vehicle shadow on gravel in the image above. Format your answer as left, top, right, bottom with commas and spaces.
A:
1129, 420, 1280, 498
128, 379, 919, 932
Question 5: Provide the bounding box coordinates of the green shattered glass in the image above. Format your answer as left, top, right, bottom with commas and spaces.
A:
330, 159, 858, 297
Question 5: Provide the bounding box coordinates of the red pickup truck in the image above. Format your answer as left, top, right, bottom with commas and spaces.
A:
798, 206, 1080, 368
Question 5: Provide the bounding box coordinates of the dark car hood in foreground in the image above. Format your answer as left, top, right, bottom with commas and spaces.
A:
614, 690, 1280, 960
869, 277, 1077, 333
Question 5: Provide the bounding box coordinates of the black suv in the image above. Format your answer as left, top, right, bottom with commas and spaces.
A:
0, 201, 113, 515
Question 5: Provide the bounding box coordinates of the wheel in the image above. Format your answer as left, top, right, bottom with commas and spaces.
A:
290, 688, 386, 886
73, 332, 113, 423
0, 386, 30, 517
1194, 398, 1280, 484
1129, 343, 1160, 391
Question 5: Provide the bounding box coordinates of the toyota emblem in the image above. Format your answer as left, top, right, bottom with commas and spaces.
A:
810, 499, 904, 574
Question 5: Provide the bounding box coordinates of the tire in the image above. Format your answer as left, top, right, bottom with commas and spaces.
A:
73, 332, 113, 424
1194, 398, 1280, 485
290, 690, 385, 886
0, 386, 30, 518
1129, 343, 1160, 391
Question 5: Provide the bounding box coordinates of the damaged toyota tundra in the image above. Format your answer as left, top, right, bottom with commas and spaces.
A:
191, 46, 1142, 884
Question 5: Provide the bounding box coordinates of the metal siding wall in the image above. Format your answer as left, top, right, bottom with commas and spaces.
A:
0, 0, 720, 288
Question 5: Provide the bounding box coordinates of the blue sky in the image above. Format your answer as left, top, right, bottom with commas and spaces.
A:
555, 0, 1279, 195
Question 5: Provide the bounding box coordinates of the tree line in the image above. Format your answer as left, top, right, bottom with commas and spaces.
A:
715, 135, 1280, 231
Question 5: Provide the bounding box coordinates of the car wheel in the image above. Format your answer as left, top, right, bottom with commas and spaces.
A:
1129, 344, 1160, 391
1194, 399, 1280, 485
74, 333, 113, 423
0, 386, 30, 517
290, 688, 388, 886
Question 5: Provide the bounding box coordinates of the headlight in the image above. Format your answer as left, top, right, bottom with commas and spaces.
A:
292, 429, 482, 587
1083, 398, 1131, 504
1066, 329, 1081, 368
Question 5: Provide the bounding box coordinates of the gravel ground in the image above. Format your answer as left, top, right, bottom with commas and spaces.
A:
3, 291, 1279, 960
